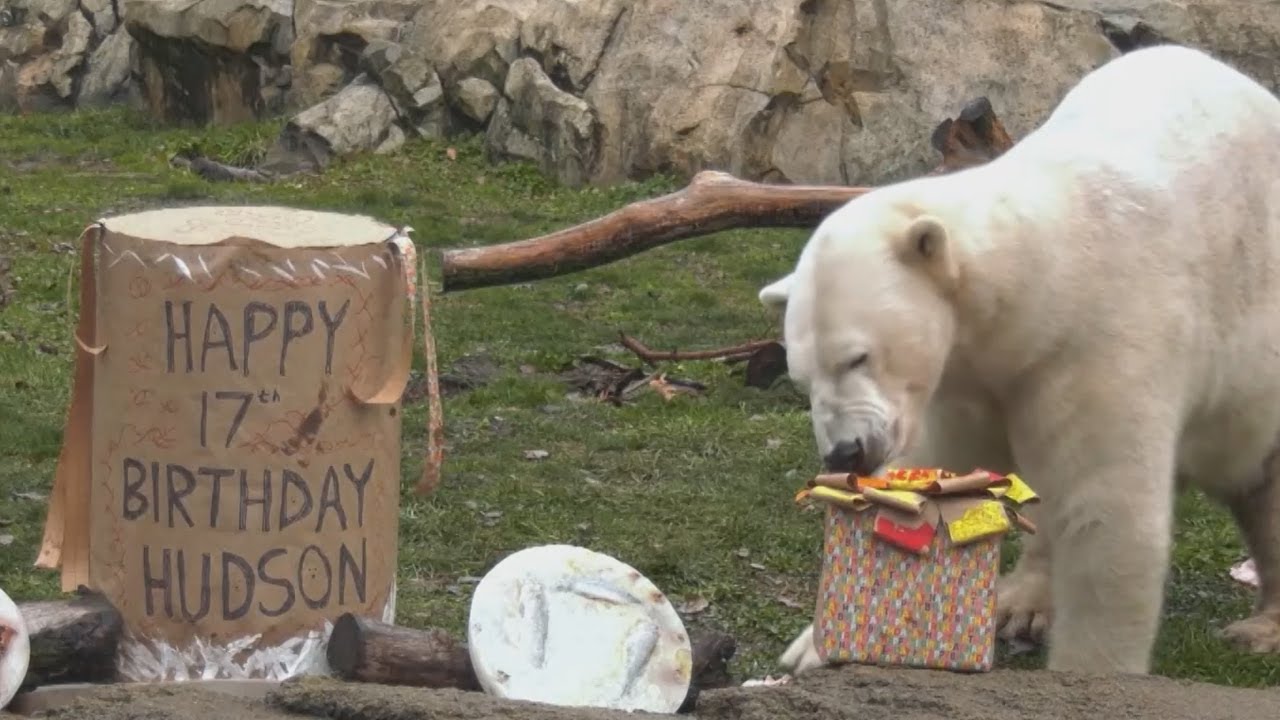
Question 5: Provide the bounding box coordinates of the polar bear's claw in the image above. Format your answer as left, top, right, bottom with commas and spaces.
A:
996, 570, 1052, 644
1219, 613, 1280, 654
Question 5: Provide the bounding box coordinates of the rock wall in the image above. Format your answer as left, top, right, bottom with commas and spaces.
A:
3, 0, 1278, 187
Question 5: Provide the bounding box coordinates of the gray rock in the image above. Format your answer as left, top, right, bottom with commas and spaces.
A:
486, 58, 598, 188
289, 0, 422, 107
80, 0, 121, 36
360, 38, 402, 74
375, 122, 407, 155
261, 74, 402, 173
360, 39, 448, 138
571, 0, 1111, 187
519, 0, 628, 92
1048, 0, 1280, 92
0, 0, 94, 111
404, 0, 535, 90
124, 0, 292, 53
49, 9, 93, 97
77, 28, 134, 107
454, 77, 498, 123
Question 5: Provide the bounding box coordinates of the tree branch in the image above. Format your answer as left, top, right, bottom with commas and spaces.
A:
440, 173, 866, 292
438, 96, 1014, 293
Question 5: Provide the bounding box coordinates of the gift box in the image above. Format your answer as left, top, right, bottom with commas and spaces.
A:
795, 468, 1039, 672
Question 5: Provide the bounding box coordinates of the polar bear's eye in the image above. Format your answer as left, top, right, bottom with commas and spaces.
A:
845, 353, 869, 371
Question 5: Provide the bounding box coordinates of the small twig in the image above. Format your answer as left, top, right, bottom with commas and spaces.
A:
618, 332, 779, 368
620, 370, 663, 399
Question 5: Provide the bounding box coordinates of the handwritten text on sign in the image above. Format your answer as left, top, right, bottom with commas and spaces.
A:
92, 235, 401, 642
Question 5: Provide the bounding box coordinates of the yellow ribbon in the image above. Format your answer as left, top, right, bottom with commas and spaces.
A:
946, 500, 1012, 544
1002, 473, 1038, 504
800, 468, 1039, 547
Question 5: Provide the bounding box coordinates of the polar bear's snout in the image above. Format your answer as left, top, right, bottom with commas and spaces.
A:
814, 405, 895, 476
823, 439, 867, 473
822, 435, 890, 475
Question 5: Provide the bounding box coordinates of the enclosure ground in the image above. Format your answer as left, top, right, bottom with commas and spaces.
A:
0, 109, 1277, 688
11, 666, 1280, 720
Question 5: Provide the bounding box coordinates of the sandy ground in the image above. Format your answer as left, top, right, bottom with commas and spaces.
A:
6, 665, 1280, 720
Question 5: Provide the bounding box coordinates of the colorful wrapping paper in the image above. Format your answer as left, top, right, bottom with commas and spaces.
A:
798, 467, 1039, 672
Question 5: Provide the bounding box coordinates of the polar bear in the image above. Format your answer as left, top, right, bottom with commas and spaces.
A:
758, 44, 1280, 676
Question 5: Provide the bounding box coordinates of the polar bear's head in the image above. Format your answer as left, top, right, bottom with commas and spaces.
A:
759, 195, 962, 475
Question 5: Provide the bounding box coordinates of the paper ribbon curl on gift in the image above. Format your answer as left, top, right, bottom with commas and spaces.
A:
794, 467, 1040, 554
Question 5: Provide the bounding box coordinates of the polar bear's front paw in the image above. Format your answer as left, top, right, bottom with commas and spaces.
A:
1219, 613, 1280, 654
779, 624, 825, 675
996, 569, 1052, 643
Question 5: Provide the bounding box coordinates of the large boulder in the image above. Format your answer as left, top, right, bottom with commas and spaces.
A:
360, 38, 448, 137
444, 0, 1118, 186
486, 57, 598, 187
460, 0, 1278, 186
259, 73, 403, 174
124, 0, 295, 124
402, 0, 537, 92
288, 0, 421, 107
78, 28, 135, 107
1050, 0, 1280, 91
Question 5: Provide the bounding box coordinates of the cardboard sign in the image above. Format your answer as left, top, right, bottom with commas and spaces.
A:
40, 207, 413, 674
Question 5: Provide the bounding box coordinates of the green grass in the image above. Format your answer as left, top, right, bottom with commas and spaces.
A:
0, 108, 1275, 687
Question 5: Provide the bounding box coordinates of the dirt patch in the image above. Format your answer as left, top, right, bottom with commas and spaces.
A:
15, 666, 1280, 720
404, 353, 503, 403
439, 353, 503, 396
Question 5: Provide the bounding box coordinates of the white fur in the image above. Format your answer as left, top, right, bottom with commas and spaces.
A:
762, 45, 1280, 675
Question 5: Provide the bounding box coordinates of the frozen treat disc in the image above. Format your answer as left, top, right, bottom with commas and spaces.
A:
0, 585, 30, 710
467, 544, 693, 713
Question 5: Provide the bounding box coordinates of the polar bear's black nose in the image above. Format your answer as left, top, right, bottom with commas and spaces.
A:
824, 439, 870, 474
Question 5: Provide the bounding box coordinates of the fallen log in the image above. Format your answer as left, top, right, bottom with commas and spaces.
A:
675, 628, 737, 713
325, 613, 736, 713
326, 614, 480, 691
17, 591, 122, 691
438, 96, 1014, 293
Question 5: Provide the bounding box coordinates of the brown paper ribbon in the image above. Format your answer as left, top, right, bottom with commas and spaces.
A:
344, 237, 444, 496
36, 224, 100, 591
349, 239, 416, 405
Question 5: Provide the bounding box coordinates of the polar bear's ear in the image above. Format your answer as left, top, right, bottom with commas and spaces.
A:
758, 273, 794, 312
900, 215, 959, 286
